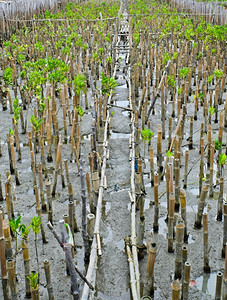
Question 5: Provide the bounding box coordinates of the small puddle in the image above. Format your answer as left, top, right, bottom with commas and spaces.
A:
115, 100, 129, 108
109, 130, 130, 139
195, 272, 219, 297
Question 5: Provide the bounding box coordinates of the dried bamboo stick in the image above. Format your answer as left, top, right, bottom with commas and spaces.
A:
222, 202, 227, 258
182, 262, 190, 300
203, 213, 210, 273
22, 242, 31, 298
174, 223, 184, 279
168, 193, 175, 253
7, 258, 17, 300
194, 185, 209, 229
153, 173, 159, 232
171, 279, 181, 300
143, 239, 157, 297
215, 271, 223, 300
217, 177, 224, 221
43, 260, 55, 300
52, 135, 63, 196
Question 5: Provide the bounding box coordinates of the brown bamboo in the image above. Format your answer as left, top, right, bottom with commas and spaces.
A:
183, 150, 189, 189
157, 124, 163, 177
64, 159, 70, 186
30, 151, 37, 189
7, 258, 17, 299
149, 147, 154, 187
203, 213, 210, 273
217, 177, 224, 221
52, 135, 63, 196
45, 179, 53, 223
215, 271, 223, 300
86, 173, 95, 214
224, 246, 227, 300
171, 279, 181, 300
9, 136, 20, 185
0, 174, 4, 201
199, 137, 204, 197
38, 163, 46, 211
22, 242, 31, 298
168, 193, 175, 253
153, 173, 159, 232
143, 240, 157, 297
43, 260, 55, 300
194, 185, 209, 229
34, 186, 47, 244
3, 218, 13, 259
31, 287, 40, 300
168, 117, 172, 149
209, 141, 215, 198
174, 223, 184, 279
182, 262, 191, 300
180, 190, 188, 242
222, 202, 227, 258
188, 116, 193, 150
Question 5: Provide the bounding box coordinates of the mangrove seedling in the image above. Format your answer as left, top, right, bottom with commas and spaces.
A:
166, 150, 174, 157
215, 139, 222, 150
13, 98, 21, 124
30, 115, 43, 133
141, 128, 154, 161
101, 73, 117, 96
179, 67, 190, 79
9, 216, 22, 261
76, 106, 84, 117
30, 216, 42, 275
27, 271, 39, 290
74, 74, 86, 96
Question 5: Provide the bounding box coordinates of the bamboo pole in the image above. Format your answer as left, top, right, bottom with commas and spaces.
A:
222, 202, 227, 258
22, 242, 31, 298
194, 185, 209, 229
182, 262, 190, 300
215, 271, 223, 300
7, 258, 17, 300
171, 279, 181, 300
38, 164, 47, 211
217, 177, 224, 221
0, 210, 10, 300
203, 213, 210, 273
43, 260, 55, 300
174, 223, 184, 279
45, 179, 53, 224
224, 246, 227, 300
153, 173, 159, 232
168, 193, 175, 253
52, 135, 63, 196
180, 190, 188, 242
143, 240, 157, 297
34, 185, 47, 244
3, 218, 13, 259
183, 150, 189, 189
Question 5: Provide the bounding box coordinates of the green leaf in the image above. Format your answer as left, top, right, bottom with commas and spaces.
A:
141, 128, 154, 142
218, 154, 227, 166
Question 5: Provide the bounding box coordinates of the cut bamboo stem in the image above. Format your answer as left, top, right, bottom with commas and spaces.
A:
222, 202, 227, 258
194, 185, 209, 229
217, 177, 224, 221
43, 260, 55, 300
45, 179, 53, 224
182, 262, 191, 300
203, 213, 210, 273
143, 240, 157, 297
174, 223, 184, 279
168, 193, 175, 253
153, 173, 159, 232
7, 258, 17, 300
215, 271, 223, 300
22, 242, 31, 298
171, 279, 181, 300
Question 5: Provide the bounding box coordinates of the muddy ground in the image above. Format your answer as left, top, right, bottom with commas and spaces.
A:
0, 4, 227, 300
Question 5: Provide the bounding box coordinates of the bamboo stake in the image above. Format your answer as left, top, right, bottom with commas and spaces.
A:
86, 173, 95, 214
174, 222, 184, 279
203, 213, 210, 273
217, 177, 224, 221
143, 240, 157, 297
45, 179, 53, 224
3, 218, 13, 259
43, 260, 55, 300
34, 186, 47, 244
180, 190, 188, 242
38, 164, 47, 211
168, 193, 175, 253
183, 150, 189, 189
22, 242, 31, 298
224, 246, 227, 300
9, 136, 20, 185
52, 135, 63, 196
149, 147, 154, 187
153, 173, 159, 232
194, 185, 209, 229
182, 262, 191, 300
222, 202, 227, 258
0, 210, 10, 300
209, 141, 215, 198
171, 279, 181, 300
7, 258, 17, 300
215, 271, 223, 300
157, 124, 163, 178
